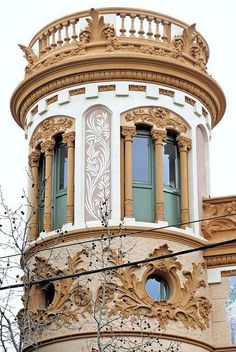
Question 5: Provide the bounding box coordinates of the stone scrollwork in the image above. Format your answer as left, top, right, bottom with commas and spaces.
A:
22, 250, 92, 330
30, 117, 74, 148
125, 107, 187, 134
201, 199, 236, 239
103, 244, 211, 330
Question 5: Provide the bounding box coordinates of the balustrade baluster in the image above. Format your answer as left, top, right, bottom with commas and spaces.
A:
119, 13, 126, 37
39, 35, 46, 57
154, 18, 161, 41
162, 20, 171, 43
56, 25, 63, 47
147, 17, 154, 39
45, 31, 52, 53
50, 28, 57, 49
138, 15, 145, 38
129, 13, 136, 37
71, 19, 78, 44
63, 21, 70, 46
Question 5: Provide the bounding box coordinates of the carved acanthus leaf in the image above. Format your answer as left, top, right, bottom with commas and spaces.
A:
79, 8, 115, 43
18, 44, 39, 65
21, 250, 92, 332
125, 107, 187, 134
31, 117, 74, 148
201, 200, 236, 239
104, 244, 211, 330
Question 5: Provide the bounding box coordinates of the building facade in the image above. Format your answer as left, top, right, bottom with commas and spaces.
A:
11, 7, 236, 352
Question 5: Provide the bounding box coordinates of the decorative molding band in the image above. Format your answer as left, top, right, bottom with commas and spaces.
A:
22, 329, 233, 352
12, 69, 221, 129
204, 254, 236, 268
221, 269, 236, 277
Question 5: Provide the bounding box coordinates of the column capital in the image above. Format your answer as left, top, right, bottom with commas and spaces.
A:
63, 131, 75, 147
41, 140, 55, 156
121, 126, 136, 141
151, 129, 167, 144
176, 135, 192, 152
28, 150, 40, 167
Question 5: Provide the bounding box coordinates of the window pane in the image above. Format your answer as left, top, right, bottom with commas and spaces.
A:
132, 136, 149, 183
145, 275, 169, 301
163, 140, 178, 189
59, 144, 68, 190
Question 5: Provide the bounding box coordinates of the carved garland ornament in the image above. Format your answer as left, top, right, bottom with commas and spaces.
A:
20, 250, 92, 331
201, 200, 236, 239
30, 116, 74, 148
20, 244, 211, 332
125, 107, 188, 134
104, 244, 211, 330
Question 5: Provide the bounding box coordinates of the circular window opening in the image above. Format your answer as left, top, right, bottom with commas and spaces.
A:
145, 275, 169, 301
41, 282, 55, 308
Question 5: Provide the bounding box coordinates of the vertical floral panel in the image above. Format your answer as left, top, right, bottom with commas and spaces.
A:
84, 107, 111, 221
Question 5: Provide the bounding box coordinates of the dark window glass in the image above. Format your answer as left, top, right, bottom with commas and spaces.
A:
145, 275, 169, 301
58, 144, 68, 190
163, 136, 179, 190
132, 136, 149, 183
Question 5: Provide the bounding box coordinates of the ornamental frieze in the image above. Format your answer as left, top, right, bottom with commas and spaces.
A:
103, 244, 211, 330
20, 244, 211, 334
201, 198, 236, 239
124, 107, 188, 134
30, 117, 74, 148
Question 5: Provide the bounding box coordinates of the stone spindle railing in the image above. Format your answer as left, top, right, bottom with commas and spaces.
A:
27, 7, 208, 59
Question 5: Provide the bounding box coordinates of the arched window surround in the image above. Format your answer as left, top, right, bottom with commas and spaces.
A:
121, 106, 191, 227
28, 116, 75, 239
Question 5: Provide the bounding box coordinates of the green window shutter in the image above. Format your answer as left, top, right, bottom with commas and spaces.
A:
132, 128, 155, 222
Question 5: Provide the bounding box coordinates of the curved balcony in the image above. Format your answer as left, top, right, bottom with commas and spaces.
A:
11, 7, 226, 129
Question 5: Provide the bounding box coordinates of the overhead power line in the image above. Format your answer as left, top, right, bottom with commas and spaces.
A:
0, 211, 235, 261
0, 236, 236, 292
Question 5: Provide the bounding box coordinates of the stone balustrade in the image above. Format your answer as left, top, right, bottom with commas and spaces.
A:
19, 7, 209, 76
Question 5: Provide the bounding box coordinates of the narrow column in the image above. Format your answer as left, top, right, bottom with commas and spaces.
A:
63, 132, 75, 224
151, 129, 167, 222
41, 140, 55, 232
28, 150, 40, 240
121, 126, 136, 218
176, 135, 192, 227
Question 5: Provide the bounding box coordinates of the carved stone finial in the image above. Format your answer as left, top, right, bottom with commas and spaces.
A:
79, 8, 115, 43
18, 44, 38, 65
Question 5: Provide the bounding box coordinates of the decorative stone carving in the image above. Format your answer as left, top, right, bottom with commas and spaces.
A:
21, 251, 92, 331
125, 107, 188, 134
121, 126, 136, 141
84, 107, 111, 221
176, 135, 192, 152
201, 199, 236, 239
17, 70, 217, 129
28, 151, 40, 167
18, 44, 39, 66
31, 117, 74, 148
79, 8, 115, 44
104, 244, 211, 330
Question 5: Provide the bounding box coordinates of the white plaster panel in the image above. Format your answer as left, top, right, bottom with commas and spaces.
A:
58, 90, 70, 105
25, 81, 211, 235
146, 84, 159, 99
207, 266, 236, 284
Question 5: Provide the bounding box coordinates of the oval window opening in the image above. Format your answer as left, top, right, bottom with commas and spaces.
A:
41, 282, 55, 308
145, 275, 169, 301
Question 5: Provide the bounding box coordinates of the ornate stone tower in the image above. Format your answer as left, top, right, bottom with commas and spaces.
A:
11, 7, 236, 352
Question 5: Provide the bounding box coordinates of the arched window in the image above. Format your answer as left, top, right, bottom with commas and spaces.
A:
53, 136, 68, 230
132, 128, 155, 222
163, 133, 180, 225
145, 274, 169, 301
